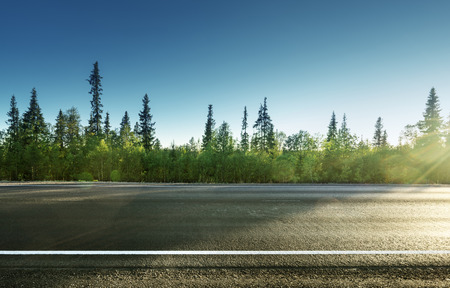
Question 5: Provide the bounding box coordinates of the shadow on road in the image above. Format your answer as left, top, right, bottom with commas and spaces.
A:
1, 183, 447, 252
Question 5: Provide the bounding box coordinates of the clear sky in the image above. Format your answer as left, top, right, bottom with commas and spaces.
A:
2, 0, 450, 147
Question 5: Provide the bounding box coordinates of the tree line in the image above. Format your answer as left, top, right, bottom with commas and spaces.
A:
1, 62, 450, 183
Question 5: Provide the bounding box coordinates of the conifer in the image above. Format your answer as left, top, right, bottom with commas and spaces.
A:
87, 61, 103, 135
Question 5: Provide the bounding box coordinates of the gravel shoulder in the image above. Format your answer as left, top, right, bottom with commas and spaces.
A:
1, 267, 450, 287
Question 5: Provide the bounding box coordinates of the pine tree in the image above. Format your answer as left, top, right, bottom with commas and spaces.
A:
381, 130, 388, 147
6, 95, 20, 145
120, 111, 130, 136
87, 61, 103, 136
21, 88, 47, 180
326, 111, 337, 142
22, 88, 46, 144
104, 112, 111, 139
252, 97, 275, 152
202, 104, 215, 150
419, 87, 442, 135
54, 109, 66, 150
240, 106, 249, 153
217, 121, 233, 154
138, 93, 155, 151
119, 111, 132, 145
5, 95, 21, 180
65, 107, 81, 146
133, 122, 140, 136
338, 113, 351, 149
252, 104, 263, 150
373, 117, 384, 147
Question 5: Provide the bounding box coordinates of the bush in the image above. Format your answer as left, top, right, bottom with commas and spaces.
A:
76, 172, 94, 182
110, 170, 121, 182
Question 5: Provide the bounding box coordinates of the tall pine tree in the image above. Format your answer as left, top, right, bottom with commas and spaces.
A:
252, 97, 275, 152
5, 95, 21, 180
65, 107, 81, 146
381, 130, 388, 147
217, 121, 233, 154
373, 117, 384, 147
22, 88, 46, 144
104, 112, 111, 139
338, 113, 351, 149
240, 106, 249, 153
419, 87, 442, 135
6, 95, 20, 146
138, 93, 155, 151
87, 61, 103, 136
202, 104, 215, 150
22, 88, 47, 180
326, 111, 338, 142
54, 109, 66, 150
120, 111, 131, 142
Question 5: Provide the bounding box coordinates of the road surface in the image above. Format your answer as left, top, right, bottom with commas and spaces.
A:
0, 183, 449, 287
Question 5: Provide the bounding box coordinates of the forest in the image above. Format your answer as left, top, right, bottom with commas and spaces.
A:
1, 62, 450, 184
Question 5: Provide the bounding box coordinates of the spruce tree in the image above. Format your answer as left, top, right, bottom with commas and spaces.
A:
240, 106, 249, 153
120, 111, 131, 144
138, 93, 155, 151
202, 104, 215, 150
104, 112, 111, 139
65, 107, 81, 145
120, 111, 130, 135
6, 95, 20, 145
419, 87, 442, 135
338, 113, 351, 149
22, 88, 47, 180
5, 95, 21, 180
217, 121, 233, 154
326, 111, 337, 142
22, 88, 46, 144
87, 61, 103, 136
262, 98, 275, 151
381, 130, 388, 147
373, 117, 384, 147
133, 122, 140, 136
54, 109, 66, 149
252, 104, 263, 150
252, 97, 275, 152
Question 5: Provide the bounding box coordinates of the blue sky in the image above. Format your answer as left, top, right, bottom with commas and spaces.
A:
2, 0, 450, 147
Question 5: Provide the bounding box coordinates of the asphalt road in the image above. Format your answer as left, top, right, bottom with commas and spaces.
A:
0, 183, 449, 287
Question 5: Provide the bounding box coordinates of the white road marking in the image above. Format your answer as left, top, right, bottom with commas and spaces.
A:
0, 250, 449, 255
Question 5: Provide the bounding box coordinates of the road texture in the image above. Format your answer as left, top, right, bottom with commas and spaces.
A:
0, 183, 449, 287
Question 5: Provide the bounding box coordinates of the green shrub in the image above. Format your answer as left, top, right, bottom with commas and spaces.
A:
76, 172, 94, 182
110, 170, 121, 182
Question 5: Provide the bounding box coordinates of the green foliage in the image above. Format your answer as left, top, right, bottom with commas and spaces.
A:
2, 71, 449, 185
110, 170, 121, 182
76, 171, 94, 182
273, 153, 297, 183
